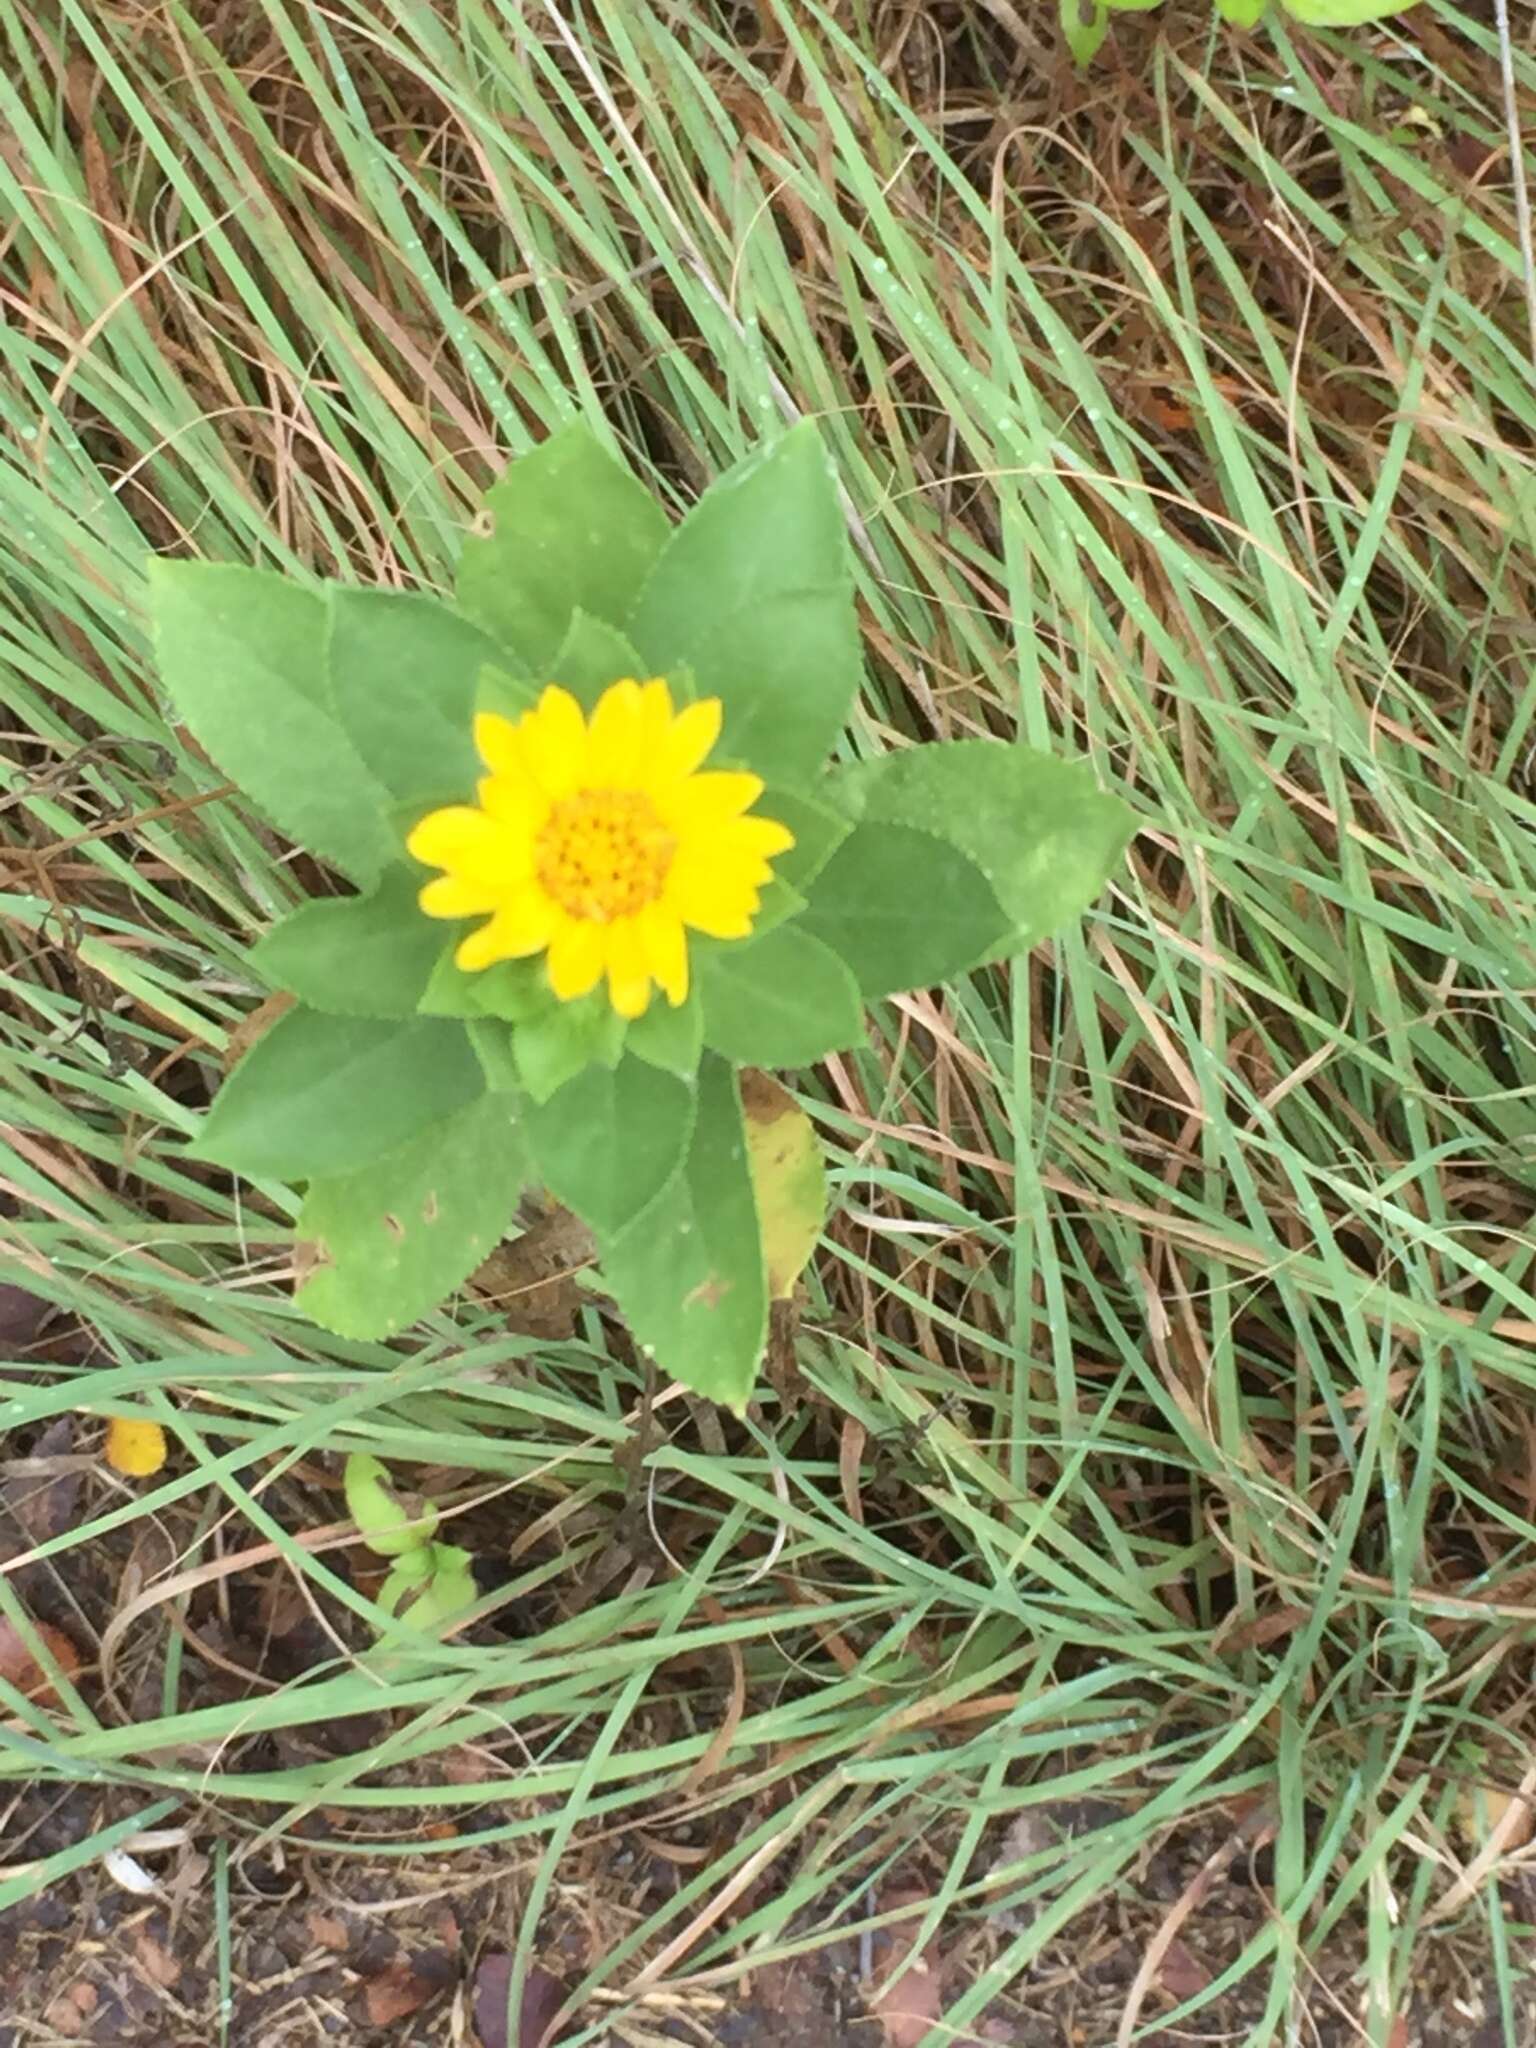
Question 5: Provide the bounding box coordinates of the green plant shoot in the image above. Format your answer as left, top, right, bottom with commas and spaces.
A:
149, 422, 1132, 1409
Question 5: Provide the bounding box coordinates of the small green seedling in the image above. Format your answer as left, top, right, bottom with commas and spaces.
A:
378, 1543, 478, 1632
344, 1453, 476, 1638
343, 1451, 439, 1556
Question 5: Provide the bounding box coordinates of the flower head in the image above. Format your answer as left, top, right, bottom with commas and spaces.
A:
408, 678, 795, 1019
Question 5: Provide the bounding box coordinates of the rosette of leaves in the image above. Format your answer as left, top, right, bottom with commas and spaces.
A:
148, 421, 1131, 1409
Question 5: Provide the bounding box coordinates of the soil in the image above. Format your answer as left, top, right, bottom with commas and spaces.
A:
7, 1764, 1535, 2045
5, 1324, 1536, 2045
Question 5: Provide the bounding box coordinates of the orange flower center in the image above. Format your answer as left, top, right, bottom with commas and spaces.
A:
534, 789, 676, 923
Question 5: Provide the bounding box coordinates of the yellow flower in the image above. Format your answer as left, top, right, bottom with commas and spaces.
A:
104, 1415, 167, 1478
408, 678, 795, 1020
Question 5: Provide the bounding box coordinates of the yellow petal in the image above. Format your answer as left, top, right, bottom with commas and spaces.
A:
476, 762, 548, 831
604, 917, 652, 1017
669, 857, 759, 938
474, 709, 522, 776
727, 813, 796, 860
420, 874, 502, 919
606, 916, 646, 975
636, 678, 674, 763
454, 892, 556, 970
609, 974, 652, 1018
546, 916, 606, 1000
475, 712, 550, 825
656, 697, 722, 781
105, 1416, 166, 1478
407, 806, 530, 884
520, 685, 588, 797
586, 678, 644, 785
637, 904, 689, 1005
665, 770, 764, 831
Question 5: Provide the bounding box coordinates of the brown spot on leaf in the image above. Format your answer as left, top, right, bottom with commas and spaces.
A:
738, 1065, 789, 1124
223, 991, 294, 1072
383, 1213, 405, 1242
294, 1237, 326, 1283
470, 508, 495, 539
684, 1272, 733, 1311
422, 1190, 440, 1223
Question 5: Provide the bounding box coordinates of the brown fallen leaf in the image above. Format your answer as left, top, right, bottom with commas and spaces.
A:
307, 1910, 350, 1952
0, 1613, 81, 1707
470, 1206, 592, 1339
0, 1281, 55, 1348
472, 1955, 569, 2048
0, 1413, 81, 1547
1158, 1936, 1212, 2002
363, 1957, 436, 2027
133, 1927, 181, 1989
43, 1980, 98, 2035
870, 1888, 945, 2048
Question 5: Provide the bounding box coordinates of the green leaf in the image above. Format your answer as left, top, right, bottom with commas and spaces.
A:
193, 1007, 484, 1180
250, 870, 442, 1016
343, 1452, 439, 1555
326, 588, 505, 802
419, 946, 554, 1023
523, 1053, 694, 1237
146, 559, 395, 883
475, 663, 540, 724
799, 821, 1010, 997
1061, 0, 1109, 62
546, 610, 647, 713
738, 877, 807, 944
467, 1017, 521, 1094
379, 1543, 478, 1633
698, 924, 864, 1068
834, 742, 1132, 958
455, 422, 670, 669
513, 997, 626, 1103
1214, 0, 1267, 19
298, 1096, 527, 1339
625, 989, 703, 1080
764, 782, 852, 895
1279, 0, 1415, 20
376, 1547, 434, 1600
598, 1056, 766, 1410
628, 423, 861, 783
741, 1070, 827, 1300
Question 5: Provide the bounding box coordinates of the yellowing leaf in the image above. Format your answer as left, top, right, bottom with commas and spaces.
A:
105, 1416, 166, 1478
740, 1069, 827, 1300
